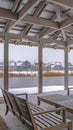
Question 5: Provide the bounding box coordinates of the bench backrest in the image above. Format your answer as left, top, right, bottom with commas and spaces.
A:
2, 89, 34, 128
7, 92, 22, 116
1, 89, 13, 113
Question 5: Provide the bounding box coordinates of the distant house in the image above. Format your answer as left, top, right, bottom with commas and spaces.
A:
16, 61, 23, 66
52, 64, 63, 70
68, 62, 73, 66
46, 64, 51, 71
68, 62, 73, 70
22, 60, 31, 70
0, 61, 4, 71
9, 61, 16, 66
22, 60, 31, 66
0, 61, 4, 66
16, 60, 31, 71
9, 61, 17, 71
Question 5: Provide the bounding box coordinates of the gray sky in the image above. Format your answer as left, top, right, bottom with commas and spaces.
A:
9, 45, 64, 64
0, 44, 73, 64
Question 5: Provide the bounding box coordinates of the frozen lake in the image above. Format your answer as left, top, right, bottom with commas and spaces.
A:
0, 76, 73, 89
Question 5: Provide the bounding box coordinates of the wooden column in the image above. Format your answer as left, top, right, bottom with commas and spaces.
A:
4, 33, 9, 90
38, 42, 43, 93
64, 43, 68, 90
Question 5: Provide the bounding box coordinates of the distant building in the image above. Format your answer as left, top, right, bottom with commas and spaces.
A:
16, 61, 23, 66
9, 61, 17, 71
0, 60, 73, 72
17, 60, 31, 71
52, 64, 63, 70
68, 62, 73, 71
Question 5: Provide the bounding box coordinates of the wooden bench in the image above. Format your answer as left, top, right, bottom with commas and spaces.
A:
2, 89, 72, 130
1, 88, 28, 115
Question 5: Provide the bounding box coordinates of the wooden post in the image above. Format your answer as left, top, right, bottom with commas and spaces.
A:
4, 33, 9, 90
64, 43, 68, 90
38, 42, 43, 93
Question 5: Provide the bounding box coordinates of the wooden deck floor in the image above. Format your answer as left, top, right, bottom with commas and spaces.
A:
0, 115, 8, 130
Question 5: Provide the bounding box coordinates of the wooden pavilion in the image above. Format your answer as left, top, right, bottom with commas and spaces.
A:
0, 0, 73, 93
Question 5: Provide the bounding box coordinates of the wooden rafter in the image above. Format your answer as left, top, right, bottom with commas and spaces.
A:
39, 28, 57, 37
60, 17, 73, 29
0, 0, 72, 49
0, 32, 64, 46
5, 0, 41, 32
0, 8, 17, 21
22, 1, 46, 35
53, 30, 61, 39
22, 15, 58, 29
0, 4, 72, 33
5, 0, 21, 32
46, 0, 73, 9
12, 0, 21, 12
55, 4, 67, 41
65, 26, 73, 32
55, 5, 62, 22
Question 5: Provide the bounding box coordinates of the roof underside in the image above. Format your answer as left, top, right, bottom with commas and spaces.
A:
0, 0, 73, 50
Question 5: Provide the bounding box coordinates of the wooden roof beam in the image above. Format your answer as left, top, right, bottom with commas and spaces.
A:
43, 43, 64, 49
40, 38, 65, 46
9, 33, 65, 46
22, 1, 46, 35
52, 30, 61, 39
55, 5, 62, 22
55, 5, 67, 41
46, 0, 73, 9
12, 0, 21, 12
0, 8, 58, 31
5, 0, 40, 32
0, 32, 64, 46
23, 15, 58, 29
39, 28, 57, 37
0, 8, 17, 21
60, 17, 73, 29
65, 26, 73, 32
5, 0, 21, 33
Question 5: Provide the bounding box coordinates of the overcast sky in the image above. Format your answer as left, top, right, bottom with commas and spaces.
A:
0, 44, 73, 64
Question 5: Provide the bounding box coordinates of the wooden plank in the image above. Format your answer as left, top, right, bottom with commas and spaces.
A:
0, 8, 17, 21
35, 116, 51, 128
39, 28, 57, 37
12, 0, 21, 12
0, 32, 64, 45
37, 94, 73, 115
15, 97, 31, 121
0, 116, 8, 130
22, 1, 46, 34
55, 4, 67, 41
23, 15, 58, 29
5, 0, 41, 32
8, 33, 63, 45
60, 16, 73, 29
0, 98, 4, 104
46, 113, 62, 123
46, 0, 73, 9
8, 93, 21, 113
